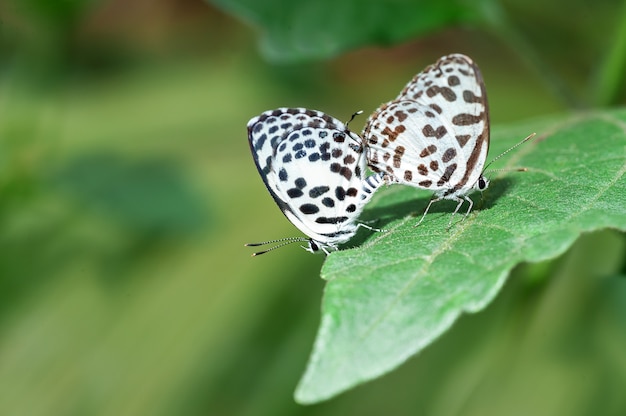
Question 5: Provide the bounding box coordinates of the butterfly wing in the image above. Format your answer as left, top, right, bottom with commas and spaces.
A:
248, 108, 380, 245
365, 54, 489, 197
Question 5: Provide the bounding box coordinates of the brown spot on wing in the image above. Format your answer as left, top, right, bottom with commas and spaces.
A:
452, 113, 483, 126
423, 124, 448, 139
426, 85, 457, 102
463, 90, 483, 104
339, 166, 352, 180
393, 146, 405, 168
442, 148, 457, 163
437, 163, 457, 186
381, 124, 407, 142
419, 145, 437, 158
456, 135, 470, 147
429, 104, 442, 114
395, 110, 408, 122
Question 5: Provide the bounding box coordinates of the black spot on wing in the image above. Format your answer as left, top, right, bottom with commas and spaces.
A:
254, 133, 267, 152
262, 156, 272, 175
335, 186, 346, 201
309, 186, 330, 198
299, 204, 319, 214
316, 216, 348, 224
287, 188, 303, 198
295, 177, 307, 189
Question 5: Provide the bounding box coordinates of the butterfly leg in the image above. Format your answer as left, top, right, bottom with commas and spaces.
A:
415, 196, 443, 227
442, 197, 466, 229
462, 196, 474, 220
446, 195, 476, 228
311, 242, 337, 256
356, 222, 387, 233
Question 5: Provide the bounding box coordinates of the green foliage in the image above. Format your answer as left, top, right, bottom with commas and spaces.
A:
295, 111, 626, 403
209, 0, 482, 61
209, 0, 626, 106
9, 0, 96, 28
2, 0, 626, 414
49, 153, 209, 236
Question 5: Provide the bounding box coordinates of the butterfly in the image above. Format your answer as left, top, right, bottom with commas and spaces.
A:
246, 108, 385, 255
363, 54, 534, 225
364, 53, 499, 225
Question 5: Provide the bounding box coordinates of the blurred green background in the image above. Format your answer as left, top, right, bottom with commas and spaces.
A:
0, 0, 625, 415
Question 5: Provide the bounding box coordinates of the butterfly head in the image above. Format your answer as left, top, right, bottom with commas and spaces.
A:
305, 239, 320, 254
304, 239, 338, 255
475, 175, 490, 192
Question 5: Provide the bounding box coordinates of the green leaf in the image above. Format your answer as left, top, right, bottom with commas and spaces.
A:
208, 0, 483, 62
295, 109, 626, 404
49, 153, 210, 236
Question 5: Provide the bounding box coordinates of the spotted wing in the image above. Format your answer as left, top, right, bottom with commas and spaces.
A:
247, 108, 379, 245
364, 54, 489, 196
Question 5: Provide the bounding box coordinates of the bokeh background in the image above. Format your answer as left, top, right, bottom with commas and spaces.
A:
1, 0, 625, 415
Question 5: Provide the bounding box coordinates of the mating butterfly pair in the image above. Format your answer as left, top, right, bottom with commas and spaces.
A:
247, 54, 518, 255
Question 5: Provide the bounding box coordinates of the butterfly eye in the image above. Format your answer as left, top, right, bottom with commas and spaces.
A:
309, 240, 319, 252
478, 176, 489, 191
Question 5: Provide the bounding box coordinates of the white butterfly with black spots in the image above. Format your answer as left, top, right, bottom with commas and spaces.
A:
246, 108, 385, 255
363, 53, 493, 225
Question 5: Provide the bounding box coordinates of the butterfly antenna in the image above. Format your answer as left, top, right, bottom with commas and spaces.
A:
483, 133, 536, 171
485, 167, 528, 174
346, 110, 363, 128
245, 237, 309, 256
